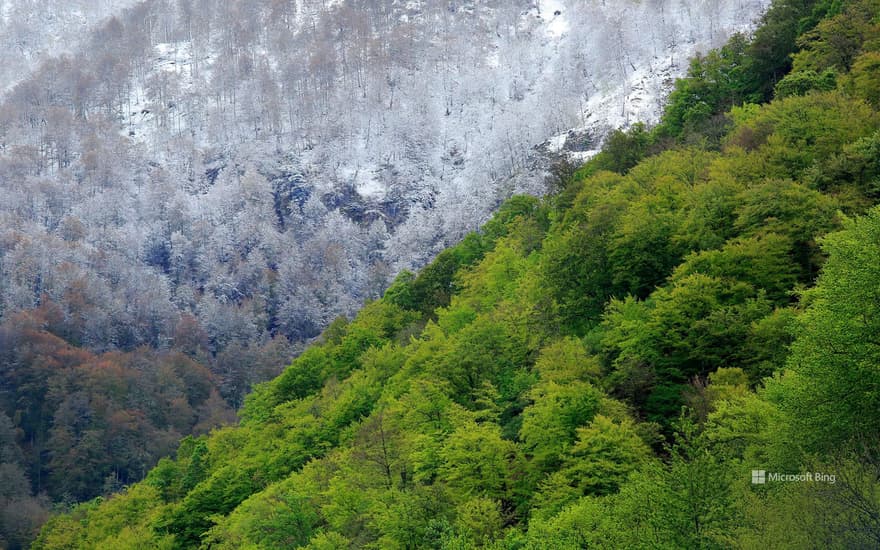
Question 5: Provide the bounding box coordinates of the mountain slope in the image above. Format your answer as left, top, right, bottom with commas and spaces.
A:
0, 0, 770, 354
32, 1, 880, 547
0, 0, 139, 96
0, 1, 770, 529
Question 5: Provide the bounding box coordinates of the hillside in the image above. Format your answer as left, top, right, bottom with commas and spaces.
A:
30, 0, 880, 548
0, 0, 770, 353
0, 0, 139, 96
0, 0, 772, 542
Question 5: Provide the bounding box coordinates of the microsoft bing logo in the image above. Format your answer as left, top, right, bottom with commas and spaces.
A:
749, 469, 836, 484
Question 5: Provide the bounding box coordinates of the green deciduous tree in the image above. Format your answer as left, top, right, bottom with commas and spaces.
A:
770, 207, 880, 453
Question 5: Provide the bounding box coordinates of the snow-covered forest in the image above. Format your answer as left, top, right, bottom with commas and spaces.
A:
0, 0, 142, 95
1, 0, 768, 364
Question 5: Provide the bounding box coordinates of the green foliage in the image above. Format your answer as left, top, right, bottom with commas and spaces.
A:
388, 195, 545, 318
771, 208, 880, 453
809, 130, 880, 200
519, 380, 603, 472
774, 69, 837, 98
304, 530, 352, 549
797, 0, 845, 33
405, 244, 478, 317
602, 273, 773, 423
607, 180, 691, 298
438, 423, 517, 501
742, 0, 825, 102
846, 51, 880, 107
481, 194, 547, 243
735, 450, 880, 548
540, 173, 630, 331
728, 92, 880, 181
533, 415, 651, 518
383, 270, 417, 311
657, 34, 750, 141
740, 308, 798, 381
672, 233, 799, 304
532, 337, 601, 384
588, 123, 651, 174
453, 497, 504, 545
528, 419, 740, 549
270, 346, 329, 405
32, 485, 170, 550
203, 476, 320, 549
791, 0, 880, 73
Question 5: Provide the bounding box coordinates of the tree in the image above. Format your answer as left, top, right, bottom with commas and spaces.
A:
727, 92, 880, 181
671, 233, 799, 305
846, 52, 880, 108
438, 423, 516, 502
592, 123, 651, 173
770, 207, 880, 453
773, 69, 837, 98
519, 380, 602, 473
657, 33, 750, 140
791, 0, 880, 74
534, 414, 650, 519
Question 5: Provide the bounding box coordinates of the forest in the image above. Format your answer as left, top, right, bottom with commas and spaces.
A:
16, 0, 880, 548
0, 0, 768, 546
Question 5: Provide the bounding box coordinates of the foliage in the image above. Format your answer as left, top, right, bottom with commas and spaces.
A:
657, 34, 751, 141
774, 68, 837, 98
769, 208, 880, 453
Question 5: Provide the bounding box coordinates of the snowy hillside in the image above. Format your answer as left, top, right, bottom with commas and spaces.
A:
0, 0, 770, 390
110, 0, 771, 263
0, 0, 139, 95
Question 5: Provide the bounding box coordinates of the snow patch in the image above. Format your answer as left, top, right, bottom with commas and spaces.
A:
539, 0, 569, 37
154, 41, 193, 72
340, 164, 386, 200
486, 49, 500, 69
546, 133, 567, 153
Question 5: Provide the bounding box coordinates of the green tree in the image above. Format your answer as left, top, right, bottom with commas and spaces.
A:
657, 34, 750, 140
846, 51, 880, 107
533, 415, 650, 518
773, 69, 837, 98
438, 423, 516, 502
791, 0, 880, 73
590, 123, 651, 173
519, 380, 602, 472
671, 233, 799, 305
770, 207, 880, 453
